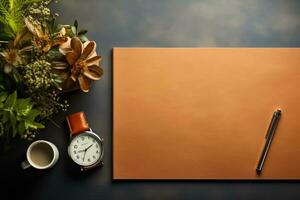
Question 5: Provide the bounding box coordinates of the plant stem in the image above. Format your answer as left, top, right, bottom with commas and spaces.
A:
48, 118, 61, 129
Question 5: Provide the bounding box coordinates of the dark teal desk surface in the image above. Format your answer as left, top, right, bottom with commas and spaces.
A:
1, 0, 300, 199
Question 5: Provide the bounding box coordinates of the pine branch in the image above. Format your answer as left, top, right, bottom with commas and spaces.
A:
9, 0, 24, 30
0, 0, 45, 37
0, 16, 6, 24
25, 0, 45, 4
0, 0, 9, 16
8, 0, 15, 11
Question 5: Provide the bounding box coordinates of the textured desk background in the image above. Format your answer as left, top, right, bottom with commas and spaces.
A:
1, 0, 300, 199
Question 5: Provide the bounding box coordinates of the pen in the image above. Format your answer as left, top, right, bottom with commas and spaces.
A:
256, 109, 281, 175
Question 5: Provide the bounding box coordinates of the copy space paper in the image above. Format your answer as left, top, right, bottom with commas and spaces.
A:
113, 48, 300, 180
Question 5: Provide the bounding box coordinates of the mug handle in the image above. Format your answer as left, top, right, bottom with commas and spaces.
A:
21, 160, 31, 170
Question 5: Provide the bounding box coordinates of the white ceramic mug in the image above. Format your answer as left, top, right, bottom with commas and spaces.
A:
21, 140, 59, 170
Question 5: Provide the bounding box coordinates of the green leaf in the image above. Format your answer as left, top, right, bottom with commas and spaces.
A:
54, 75, 63, 83
4, 91, 17, 109
12, 72, 19, 83
15, 98, 32, 116
25, 120, 45, 129
46, 48, 64, 60
74, 20, 78, 30
9, 112, 16, 126
33, 122, 44, 129
79, 35, 89, 42
9, 111, 17, 137
0, 31, 12, 41
17, 122, 25, 136
12, 128, 17, 137
71, 25, 77, 35
78, 29, 88, 35
48, 17, 55, 32
0, 91, 8, 102
25, 109, 41, 120
3, 111, 9, 123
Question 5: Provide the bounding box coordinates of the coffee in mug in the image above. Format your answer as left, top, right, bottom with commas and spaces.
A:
21, 140, 59, 170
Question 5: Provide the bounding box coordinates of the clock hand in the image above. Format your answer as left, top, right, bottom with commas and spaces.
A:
78, 143, 93, 153
83, 150, 87, 162
80, 144, 94, 161
85, 144, 93, 151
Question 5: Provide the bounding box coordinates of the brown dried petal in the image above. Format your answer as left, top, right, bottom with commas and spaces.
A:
24, 18, 36, 35
63, 77, 77, 91
19, 46, 32, 52
54, 37, 68, 46
83, 65, 103, 80
71, 37, 82, 56
52, 61, 68, 69
70, 73, 78, 82
66, 52, 78, 65
42, 44, 51, 53
13, 32, 29, 48
59, 37, 71, 55
34, 26, 43, 38
78, 75, 91, 92
86, 55, 102, 66
59, 47, 72, 55
81, 41, 96, 60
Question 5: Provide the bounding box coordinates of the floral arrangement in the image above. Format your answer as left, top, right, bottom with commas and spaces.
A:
0, 0, 103, 151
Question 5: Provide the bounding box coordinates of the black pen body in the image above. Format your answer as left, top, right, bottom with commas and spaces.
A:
256, 109, 281, 174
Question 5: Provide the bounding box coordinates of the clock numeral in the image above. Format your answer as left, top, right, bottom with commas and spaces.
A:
88, 158, 91, 162
81, 137, 85, 141
73, 150, 76, 154
76, 155, 80, 159
96, 150, 99, 154
93, 155, 96, 159
95, 144, 99, 148
74, 145, 78, 149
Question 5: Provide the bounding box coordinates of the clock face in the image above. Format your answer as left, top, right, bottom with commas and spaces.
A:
69, 132, 103, 166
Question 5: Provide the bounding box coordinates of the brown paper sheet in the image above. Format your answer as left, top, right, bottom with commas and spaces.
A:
113, 48, 300, 180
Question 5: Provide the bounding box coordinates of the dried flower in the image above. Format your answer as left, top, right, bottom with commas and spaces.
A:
55, 37, 103, 92
0, 48, 21, 73
0, 37, 31, 73
24, 17, 67, 54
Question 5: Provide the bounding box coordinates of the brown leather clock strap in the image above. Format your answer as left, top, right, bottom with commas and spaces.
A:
66, 112, 89, 136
